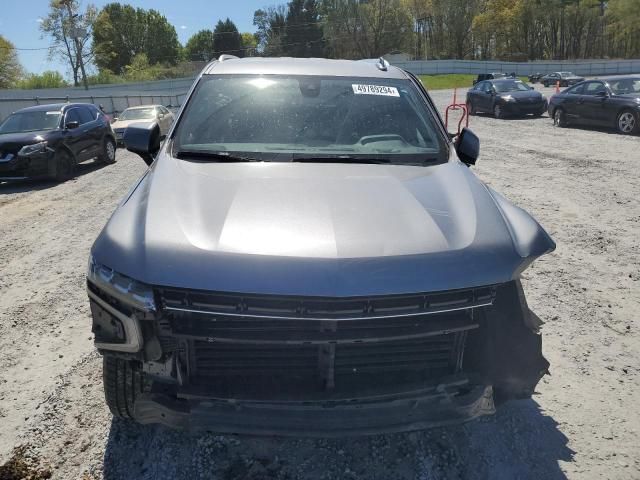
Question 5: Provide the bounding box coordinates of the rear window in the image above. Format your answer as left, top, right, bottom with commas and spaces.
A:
173, 75, 447, 165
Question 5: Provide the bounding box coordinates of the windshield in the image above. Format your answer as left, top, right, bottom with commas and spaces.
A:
0, 110, 61, 134
173, 75, 447, 164
608, 77, 640, 95
494, 81, 531, 93
119, 108, 156, 121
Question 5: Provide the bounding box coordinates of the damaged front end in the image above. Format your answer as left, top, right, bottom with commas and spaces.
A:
87, 265, 548, 436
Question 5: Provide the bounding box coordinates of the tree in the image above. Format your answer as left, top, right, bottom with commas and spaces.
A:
93, 3, 180, 74
241, 32, 258, 56
15, 71, 68, 89
213, 18, 243, 57
184, 29, 215, 61
321, 0, 413, 59
40, 0, 97, 89
253, 6, 287, 56
0, 35, 23, 89
282, 0, 325, 57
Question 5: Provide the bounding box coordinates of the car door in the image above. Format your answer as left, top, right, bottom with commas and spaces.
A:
78, 106, 102, 159
475, 82, 492, 112
559, 83, 585, 120
580, 81, 612, 125
62, 108, 89, 160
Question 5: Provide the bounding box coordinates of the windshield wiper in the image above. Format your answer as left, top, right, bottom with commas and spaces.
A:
291, 156, 391, 164
174, 150, 263, 162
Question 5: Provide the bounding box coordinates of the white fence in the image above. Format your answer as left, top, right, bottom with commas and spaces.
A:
393, 59, 640, 76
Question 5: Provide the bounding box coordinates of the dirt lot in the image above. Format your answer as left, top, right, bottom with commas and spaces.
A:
1, 86, 639, 480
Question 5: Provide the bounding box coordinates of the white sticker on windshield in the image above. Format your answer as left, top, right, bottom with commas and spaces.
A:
352, 84, 400, 97
46, 111, 60, 115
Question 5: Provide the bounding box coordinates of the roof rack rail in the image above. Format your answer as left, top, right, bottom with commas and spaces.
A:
357, 57, 390, 71
218, 54, 239, 62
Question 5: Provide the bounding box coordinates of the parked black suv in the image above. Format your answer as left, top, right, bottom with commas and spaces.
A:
0, 103, 116, 182
472, 72, 507, 85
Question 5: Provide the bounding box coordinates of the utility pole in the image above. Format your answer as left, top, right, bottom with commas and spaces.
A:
62, 1, 88, 90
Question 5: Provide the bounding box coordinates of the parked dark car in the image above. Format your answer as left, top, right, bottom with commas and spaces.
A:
528, 72, 543, 83
0, 103, 116, 182
472, 72, 507, 85
540, 71, 585, 87
548, 76, 640, 134
466, 79, 547, 118
88, 56, 554, 436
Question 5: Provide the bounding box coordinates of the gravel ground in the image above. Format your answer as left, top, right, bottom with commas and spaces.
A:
0, 85, 638, 479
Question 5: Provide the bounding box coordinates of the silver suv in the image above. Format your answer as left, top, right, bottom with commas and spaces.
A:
87, 56, 555, 436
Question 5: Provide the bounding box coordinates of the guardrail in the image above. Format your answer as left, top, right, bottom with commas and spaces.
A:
392, 59, 640, 76
0, 92, 188, 123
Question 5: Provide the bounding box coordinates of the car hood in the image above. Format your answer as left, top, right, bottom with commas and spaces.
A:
111, 119, 154, 130
0, 131, 51, 154
92, 155, 555, 296
498, 90, 543, 101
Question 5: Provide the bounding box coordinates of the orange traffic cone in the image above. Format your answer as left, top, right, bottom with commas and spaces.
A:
556, 81, 560, 93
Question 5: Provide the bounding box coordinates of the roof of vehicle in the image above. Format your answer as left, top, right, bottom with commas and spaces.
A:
11, 103, 71, 113
489, 78, 524, 83
203, 57, 409, 80
599, 75, 640, 82
123, 105, 162, 110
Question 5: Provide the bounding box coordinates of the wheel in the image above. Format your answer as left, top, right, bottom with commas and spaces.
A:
616, 110, 638, 135
493, 104, 504, 119
466, 100, 476, 116
100, 137, 117, 164
553, 108, 568, 128
52, 150, 74, 182
103, 356, 147, 419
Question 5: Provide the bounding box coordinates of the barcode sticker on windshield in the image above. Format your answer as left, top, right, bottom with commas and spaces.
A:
352, 84, 400, 97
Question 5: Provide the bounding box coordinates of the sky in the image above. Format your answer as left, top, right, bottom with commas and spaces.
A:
0, 0, 267, 75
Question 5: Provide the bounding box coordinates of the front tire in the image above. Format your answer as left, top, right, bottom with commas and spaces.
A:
100, 137, 117, 164
103, 356, 146, 420
553, 108, 568, 128
466, 100, 476, 116
616, 110, 638, 135
52, 150, 74, 182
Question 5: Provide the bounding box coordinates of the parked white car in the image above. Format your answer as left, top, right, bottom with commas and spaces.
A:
111, 105, 175, 146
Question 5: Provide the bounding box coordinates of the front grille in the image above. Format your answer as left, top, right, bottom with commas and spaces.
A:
156, 287, 495, 398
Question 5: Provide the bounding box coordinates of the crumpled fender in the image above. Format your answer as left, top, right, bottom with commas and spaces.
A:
484, 186, 556, 276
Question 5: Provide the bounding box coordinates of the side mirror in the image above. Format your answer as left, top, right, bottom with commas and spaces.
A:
529, 86, 535, 90
596, 91, 609, 98
455, 128, 480, 166
123, 123, 161, 166
65, 121, 79, 130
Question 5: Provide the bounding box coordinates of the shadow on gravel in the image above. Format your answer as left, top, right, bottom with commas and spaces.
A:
0, 160, 110, 195
102, 399, 574, 480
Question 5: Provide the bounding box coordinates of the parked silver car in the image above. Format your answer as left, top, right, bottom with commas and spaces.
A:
87, 56, 555, 436
111, 105, 174, 147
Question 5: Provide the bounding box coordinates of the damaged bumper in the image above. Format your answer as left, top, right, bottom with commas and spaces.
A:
134, 381, 495, 436
0, 150, 54, 181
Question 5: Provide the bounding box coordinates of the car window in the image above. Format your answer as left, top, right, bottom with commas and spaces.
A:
78, 107, 94, 124
174, 74, 447, 164
494, 81, 530, 93
566, 84, 584, 95
583, 82, 607, 96
65, 108, 82, 126
119, 108, 156, 121
0, 110, 62, 134
608, 78, 640, 95
482, 82, 493, 93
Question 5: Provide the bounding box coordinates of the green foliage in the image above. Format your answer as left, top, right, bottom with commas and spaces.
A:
15, 71, 69, 89
241, 33, 258, 56
282, 0, 325, 57
93, 3, 180, 74
185, 30, 215, 61
213, 18, 243, 57
418, 74, 528, 90
0, 35, 23, 89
